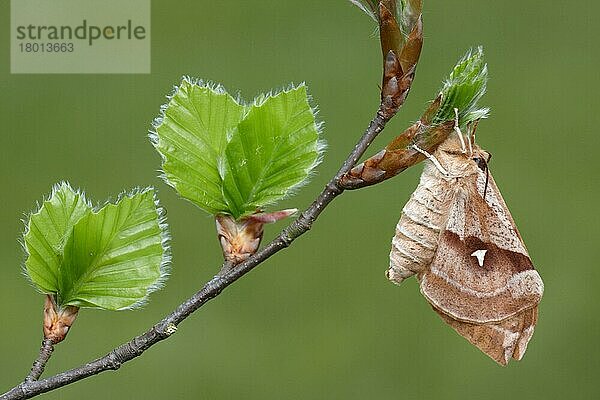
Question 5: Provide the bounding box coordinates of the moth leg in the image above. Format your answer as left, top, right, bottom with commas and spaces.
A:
453, 108, 468, 154
411, 144, 450, 177
467, 132, 473, 155
467, 119, 479, 153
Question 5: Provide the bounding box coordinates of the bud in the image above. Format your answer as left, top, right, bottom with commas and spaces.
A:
378, 2, 423, 117
216, 209, 297, 264
43, 295, 79, 344
349, 1, 424, 117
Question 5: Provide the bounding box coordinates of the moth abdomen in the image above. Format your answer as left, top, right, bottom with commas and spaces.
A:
388, 177, 447, 284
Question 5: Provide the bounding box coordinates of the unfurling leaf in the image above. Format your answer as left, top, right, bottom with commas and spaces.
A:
350, 0, 422, 32
350, 0, 422, 61
340, 46, 490, 189
152, 79, 325, 220
349, 0, 379, 21
431, 46, 489, 127
23, 183, 170, 311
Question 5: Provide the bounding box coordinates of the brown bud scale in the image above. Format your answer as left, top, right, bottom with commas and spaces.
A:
43, 295, 79, 344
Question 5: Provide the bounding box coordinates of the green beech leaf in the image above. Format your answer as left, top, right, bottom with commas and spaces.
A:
152, 78, 245, 215
222, 85, 323, 218
152, 79, 324, 220
58, 189, 169, 310
23, 184, 170, 311
24, 182, 92, 294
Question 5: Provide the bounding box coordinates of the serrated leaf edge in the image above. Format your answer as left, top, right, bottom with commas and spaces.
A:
150, 78, 326, 219
20, 181, 93, 296
148, 77, 244, 215
128, 186, 171, 310
21, 183, 171, 311
247, 82, 327, 211
84, 186, 172, 310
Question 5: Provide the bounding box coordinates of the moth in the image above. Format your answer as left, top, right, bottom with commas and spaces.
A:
387, 118, 544, 365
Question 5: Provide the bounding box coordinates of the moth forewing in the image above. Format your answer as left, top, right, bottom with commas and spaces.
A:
388, 134, 543, 365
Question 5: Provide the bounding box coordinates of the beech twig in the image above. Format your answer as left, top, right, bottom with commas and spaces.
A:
23, 339, 54, 383
3, 2, 426, 397
1, 109, 391, 400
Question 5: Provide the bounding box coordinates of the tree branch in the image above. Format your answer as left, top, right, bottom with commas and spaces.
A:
1, 108, 391, 400
4, 2, 431, 396
23, 339, 54, 383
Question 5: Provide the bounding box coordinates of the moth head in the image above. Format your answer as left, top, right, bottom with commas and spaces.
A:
433, 135, 489, 177
472, 150, 491, 171
434, 119, 491, 178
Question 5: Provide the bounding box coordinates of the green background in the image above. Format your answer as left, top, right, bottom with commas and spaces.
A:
1, 0, 597, 399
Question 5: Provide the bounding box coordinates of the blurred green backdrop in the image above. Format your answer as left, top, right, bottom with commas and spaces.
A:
1, 1, 598, 399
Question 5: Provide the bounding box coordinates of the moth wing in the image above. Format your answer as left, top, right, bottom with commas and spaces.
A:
419, 171, 543, 324
433, 304, 538, 366
418, 170, 543, 364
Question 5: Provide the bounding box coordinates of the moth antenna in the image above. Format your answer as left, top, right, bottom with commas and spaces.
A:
453, 108, 467, 153
412, 144, 450, 177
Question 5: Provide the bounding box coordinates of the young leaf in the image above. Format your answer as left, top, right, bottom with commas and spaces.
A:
152, 80, 324, 220
350, 0, 422, 36
57, 189, 169, 310
431, 46, 489, 127
222, 85, 324, 218
349, 0, 379, 22
152, 78, 245, 215
24, 182, 91, 294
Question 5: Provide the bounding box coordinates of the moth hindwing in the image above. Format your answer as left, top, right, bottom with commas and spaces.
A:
388, 133, 543, 365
